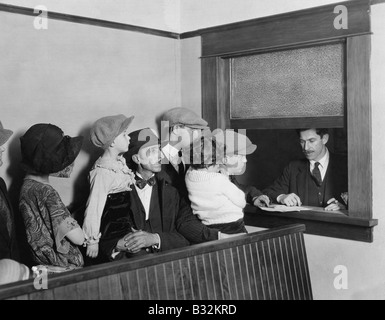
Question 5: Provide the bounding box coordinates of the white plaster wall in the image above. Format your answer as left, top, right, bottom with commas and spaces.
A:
0, 11, 181, 208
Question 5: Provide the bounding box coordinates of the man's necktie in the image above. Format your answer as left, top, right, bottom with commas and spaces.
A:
312, 162, 322, 187
135, 175, 156, 189
178, 151, 185, 177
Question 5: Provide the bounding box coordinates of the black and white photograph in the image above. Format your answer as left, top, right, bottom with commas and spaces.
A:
0, 0, 384, 303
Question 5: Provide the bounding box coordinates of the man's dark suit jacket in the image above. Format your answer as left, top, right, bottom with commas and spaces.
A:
263, 153, 348, 206
161, 162, 189, 200
230, 176, 263, 204
0, 177, 19, 260
99, 171, 218, 261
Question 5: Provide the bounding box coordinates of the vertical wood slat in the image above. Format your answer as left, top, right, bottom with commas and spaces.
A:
147, 266, 159, 300
231, 247, 245, 299
210, 252, 223, 299
238, 246, 252, 300
188, 257, 200, 300
347, 35, 372, 218
202, 253, 216, 299
275, 237, 289, 300
271, 238, 285, 300
223, 248, 238, 300
195, 255, 208, 300
164, 262, 176, 300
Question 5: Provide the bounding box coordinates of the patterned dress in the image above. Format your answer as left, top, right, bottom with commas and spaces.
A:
19, 179, 84, 268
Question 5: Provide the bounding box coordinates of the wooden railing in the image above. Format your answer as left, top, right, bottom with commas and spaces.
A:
0, 224, 312, 300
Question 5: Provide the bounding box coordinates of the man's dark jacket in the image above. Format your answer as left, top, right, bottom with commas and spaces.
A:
263, 153, 348, 206
0, 177, 19, 260
99, 171, 218, 261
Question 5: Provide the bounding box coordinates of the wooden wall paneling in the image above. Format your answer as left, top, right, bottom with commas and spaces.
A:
171, 260, 184, 300
85, 278, 100, 300
0, 225, 312, 300
186, 257, 199, 299
237, 245, 252, 299
255, 241, 269, 299
223, 248, 238, 300
268, 238, 283, 300
347, 35, 372, 218
195, 254, 209, 300
202, 253, 216, 299
202, 0, 371, 57
260, 240, 276, 299
210, 252, 224, 299
146, 265, 159, 300
243, 244, 258, 300
231, 246, 245, 299
201, 57, 219, 130
275, 237, 290, 300
217, 58, 231, 129
230, 117, 344, 130
28, 288, 54, 300
249, 242, 265, 300
154, 264, 167, 300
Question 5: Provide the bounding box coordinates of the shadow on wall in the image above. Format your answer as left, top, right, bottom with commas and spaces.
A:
69, 124, 102, 226
6, 129, 32, 267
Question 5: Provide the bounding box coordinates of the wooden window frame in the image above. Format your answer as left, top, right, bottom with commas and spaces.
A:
201, 0, 377, 242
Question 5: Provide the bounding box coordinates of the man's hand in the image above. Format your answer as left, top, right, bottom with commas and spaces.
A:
116, 228, 159, 253
279, 193, 302, 207
253, 195, 270, 207
325, 198, 346, 211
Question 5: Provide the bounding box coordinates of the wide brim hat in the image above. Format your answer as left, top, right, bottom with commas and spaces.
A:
90, 114, 134, 149
125, 128, 160, 161
20, 123, 83, 174
162, 107, 208, 129
0, 121, 13, 146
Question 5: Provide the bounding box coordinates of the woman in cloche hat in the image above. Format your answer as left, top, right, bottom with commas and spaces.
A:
18, 123, 86, 271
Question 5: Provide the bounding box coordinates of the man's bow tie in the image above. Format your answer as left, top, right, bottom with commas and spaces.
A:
135, 175, 156, 189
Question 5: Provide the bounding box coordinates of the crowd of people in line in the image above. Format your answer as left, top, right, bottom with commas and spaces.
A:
0, 107, 348, 285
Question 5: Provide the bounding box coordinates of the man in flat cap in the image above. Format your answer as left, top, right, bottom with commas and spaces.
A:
161, 107, 209, 199
213, 129, 270, 208
99, 128, 221, 260
0, 121, 20, 261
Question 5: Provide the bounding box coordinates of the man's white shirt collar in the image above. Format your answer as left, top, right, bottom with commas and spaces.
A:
309, 148, 329, 180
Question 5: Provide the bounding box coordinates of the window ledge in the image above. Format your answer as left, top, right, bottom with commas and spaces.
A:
244, 204, 378, 242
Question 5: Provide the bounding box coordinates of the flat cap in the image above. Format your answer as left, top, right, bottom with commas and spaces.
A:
213, 130, 256, 156
162, 107, 208, 129
90, 114, 134, 149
